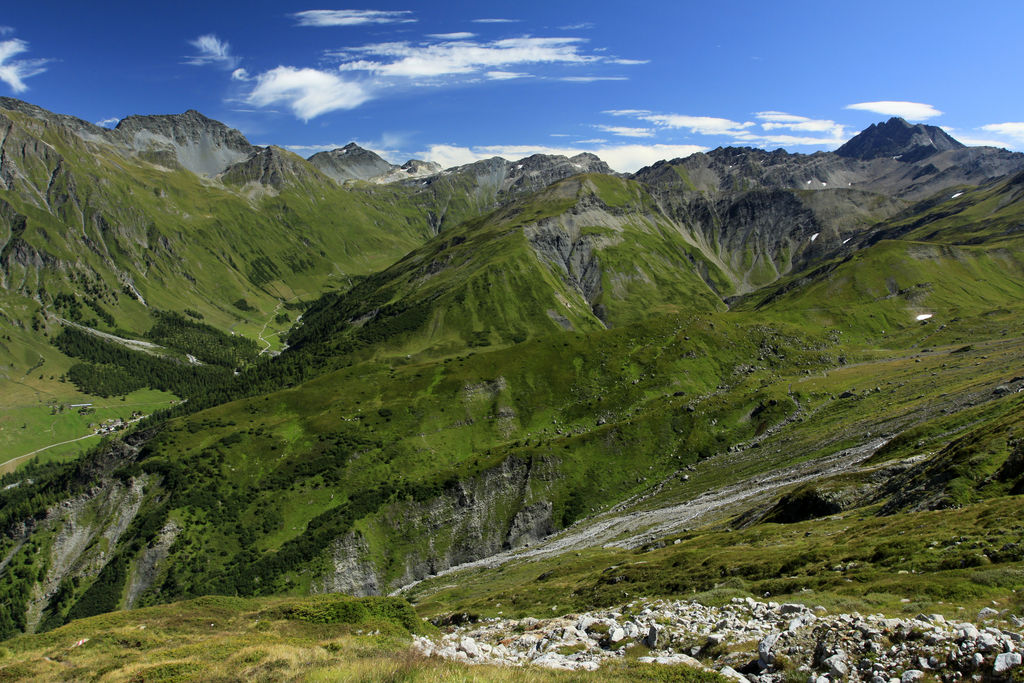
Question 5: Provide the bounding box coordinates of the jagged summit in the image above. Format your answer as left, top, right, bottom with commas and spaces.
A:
836, 116, 965, 163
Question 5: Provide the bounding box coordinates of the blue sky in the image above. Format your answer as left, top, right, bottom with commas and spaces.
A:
2, 1, 1023, 171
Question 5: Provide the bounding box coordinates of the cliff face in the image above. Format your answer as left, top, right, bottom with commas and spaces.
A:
318, 455, 559, 596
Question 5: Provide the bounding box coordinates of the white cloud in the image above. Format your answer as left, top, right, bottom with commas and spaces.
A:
950, 136, 1014, 149
575, 138, 608, 144
609, 58, 649, 65
604, 109, 847, 148
0, 38, 48, 93
560, 76, 628, 82
598, 144, 707, 172
95, 117, 120, 128
559, 22, 595, 30
604, 109, 651, 117
979, 122, 1024, 142
0, 26, 13, 36
753, 111, 847, 143
240, 34, 643, 120
845, 101, 942, 120
245, 66, 370, 121
472, 18, 520, 24
417, 142, 706, 173
596, 125, 654, 138
486, 70, 530, 80
334, 36, 598, 79
641, 114, 755, 136
185, 34, 239, 68
427, 32, 476, 40
292, 10, 416, 27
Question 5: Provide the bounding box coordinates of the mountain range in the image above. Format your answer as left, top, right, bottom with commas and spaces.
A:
1, 98, 1023, 679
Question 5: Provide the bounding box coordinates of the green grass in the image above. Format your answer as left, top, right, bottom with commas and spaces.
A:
0, 595, 727, 682
0, 388, 178, 472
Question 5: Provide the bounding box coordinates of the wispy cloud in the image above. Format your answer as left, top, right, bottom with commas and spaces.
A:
560, 75, 628, 82
417, 142, 706, 173
941, 122, 1024, 150
185, 34, 239, 68
606, 109, 848, 148
245, 66, 370, 120
237, 27, 644, 120
0, 26, 14, 36
637, 113, 755, 136
845, 101, 942, 120
604, 109, 651, 117
486, 70, 530, 80
292, 10, 416, 27
332, 36, 599, 79
95, 117, 120, 128
754, 111, 846, 142
559, 22, 595, 30
427, 32, 475, 40
471, 18, 520, 24
0, 37, 49, 93
979, 122, 1024, 143
596, 125, 654, 138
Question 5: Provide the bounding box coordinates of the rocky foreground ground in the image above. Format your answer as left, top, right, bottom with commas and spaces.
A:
412, 598, 1023, 681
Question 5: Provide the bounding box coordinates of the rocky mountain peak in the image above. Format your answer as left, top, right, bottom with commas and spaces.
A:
111, 109, 255, 176
836, 117, 964, 163
307, 143, 394, 183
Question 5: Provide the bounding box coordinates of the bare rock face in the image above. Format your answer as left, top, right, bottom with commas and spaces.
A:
112, 109, 256, 176
836, 117, 964, 162
308, 143, 395, 183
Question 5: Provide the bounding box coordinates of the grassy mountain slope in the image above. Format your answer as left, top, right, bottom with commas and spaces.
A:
289, 175, 730, 360
737, 173, 1024, 344
0, 103, 440, 464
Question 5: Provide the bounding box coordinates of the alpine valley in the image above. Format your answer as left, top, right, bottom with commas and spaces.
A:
1, 98, 1024, 681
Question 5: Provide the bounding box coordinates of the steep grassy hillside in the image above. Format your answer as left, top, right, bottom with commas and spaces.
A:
738, 172, 1024, 345
289, 175, 730, 360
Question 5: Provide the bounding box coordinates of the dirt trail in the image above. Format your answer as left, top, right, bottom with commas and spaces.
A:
393, 437, 888, 596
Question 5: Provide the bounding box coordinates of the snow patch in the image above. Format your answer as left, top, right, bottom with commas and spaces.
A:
916, 313, 933, 321
810, 233, 819, 243
842, 238, 851, 244
950, 192, 963, 199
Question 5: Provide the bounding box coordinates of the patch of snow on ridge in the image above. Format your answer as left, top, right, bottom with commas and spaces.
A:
810, 233, 819, 242
951, 191, 964, 199
916, 313, 933, 321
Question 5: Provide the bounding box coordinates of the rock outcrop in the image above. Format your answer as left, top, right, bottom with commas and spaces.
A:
414, 596, 1024, 679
